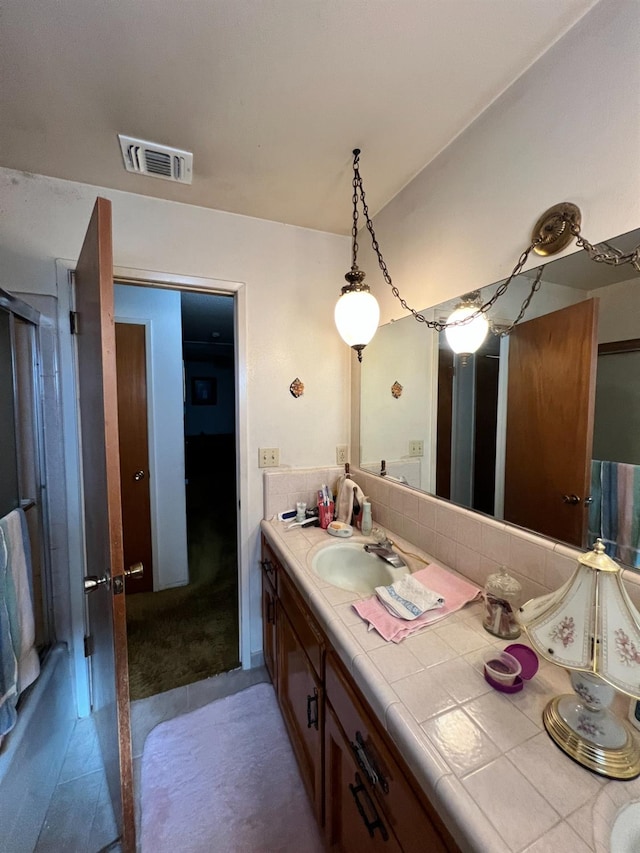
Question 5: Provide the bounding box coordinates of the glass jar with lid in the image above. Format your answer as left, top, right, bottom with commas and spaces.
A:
482, 566, 522, 639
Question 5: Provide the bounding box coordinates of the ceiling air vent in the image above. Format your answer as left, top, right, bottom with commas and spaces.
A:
118, 135, 193, 184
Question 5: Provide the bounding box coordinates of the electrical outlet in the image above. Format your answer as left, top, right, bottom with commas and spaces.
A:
336, 445, 348, 465
409, 440, 424, 457
258, 447, 280, 468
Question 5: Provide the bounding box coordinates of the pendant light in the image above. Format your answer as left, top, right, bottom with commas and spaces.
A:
334, 150, 380, 361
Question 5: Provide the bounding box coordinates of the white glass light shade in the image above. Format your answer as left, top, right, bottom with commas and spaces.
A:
334, 289, 380, 349
519, 540, 640, 699
444, 304, 489, 355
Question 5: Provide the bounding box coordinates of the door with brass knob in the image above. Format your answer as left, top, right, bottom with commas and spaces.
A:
115, 323, 154, 593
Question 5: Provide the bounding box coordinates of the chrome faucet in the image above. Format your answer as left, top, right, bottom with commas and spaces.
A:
363, 543, 407, 569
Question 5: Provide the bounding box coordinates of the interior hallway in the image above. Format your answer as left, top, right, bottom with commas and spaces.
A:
126, 436, 239, 700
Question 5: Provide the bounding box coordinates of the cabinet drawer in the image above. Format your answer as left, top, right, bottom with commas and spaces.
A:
326, 653, 457, 853
278, 568, 323, 680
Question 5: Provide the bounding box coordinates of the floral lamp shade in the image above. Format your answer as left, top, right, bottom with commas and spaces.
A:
519, 539, 640, 778
519, 539, 640, 698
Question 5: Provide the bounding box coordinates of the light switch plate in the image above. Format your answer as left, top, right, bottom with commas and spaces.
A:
409, 440, 424, 457
259, 448, 280, 468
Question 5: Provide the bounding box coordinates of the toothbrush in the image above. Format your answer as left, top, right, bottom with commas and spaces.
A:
286, 517, 319, 529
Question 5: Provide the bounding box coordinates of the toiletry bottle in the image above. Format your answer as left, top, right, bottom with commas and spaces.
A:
361, 500, 372, 536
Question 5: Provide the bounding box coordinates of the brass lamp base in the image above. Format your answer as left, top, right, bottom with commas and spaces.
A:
543, 696, 640, 780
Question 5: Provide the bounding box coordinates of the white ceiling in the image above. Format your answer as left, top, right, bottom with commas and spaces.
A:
0, 0, 599, 234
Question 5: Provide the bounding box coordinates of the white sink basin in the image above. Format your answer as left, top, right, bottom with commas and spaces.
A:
310, 542, 409, 595
610, 802, 640, 852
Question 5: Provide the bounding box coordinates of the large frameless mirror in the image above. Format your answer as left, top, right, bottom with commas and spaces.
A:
358, 227, 640, 569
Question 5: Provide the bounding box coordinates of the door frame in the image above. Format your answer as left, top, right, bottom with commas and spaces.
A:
56, 259, 249, 716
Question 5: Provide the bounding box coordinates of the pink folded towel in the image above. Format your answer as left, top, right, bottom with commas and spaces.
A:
352, 564, 481, 643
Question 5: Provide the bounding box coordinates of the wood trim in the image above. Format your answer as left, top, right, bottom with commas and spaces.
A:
598, 338, 640, 355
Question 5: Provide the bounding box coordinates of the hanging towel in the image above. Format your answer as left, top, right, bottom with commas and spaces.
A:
335, 478, 366, 526
353, 564, 481, 643
0, 509, 40, 743
589, 460, 640, 568
0, 526, 19, 740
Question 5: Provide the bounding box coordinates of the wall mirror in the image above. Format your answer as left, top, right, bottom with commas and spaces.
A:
358, 227, 640, 569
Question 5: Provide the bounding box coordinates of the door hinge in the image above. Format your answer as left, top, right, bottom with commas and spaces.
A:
84, 634, 94, 657
69, 310, 79, 334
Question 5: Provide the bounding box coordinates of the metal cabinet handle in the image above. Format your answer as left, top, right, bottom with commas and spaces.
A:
260, 558, 275, 578
133, 470, 145, 481
351, 731, 389, 793
562, 494, 581, 505
348, 773, 388, 841
306, 688, 319, 730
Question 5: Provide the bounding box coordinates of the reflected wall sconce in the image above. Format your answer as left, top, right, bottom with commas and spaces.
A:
335, 149, 640, 361
519, 538, 640, 779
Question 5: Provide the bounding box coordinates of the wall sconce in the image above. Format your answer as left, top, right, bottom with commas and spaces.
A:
335, 149, 640, 361
518, 539, 640, 779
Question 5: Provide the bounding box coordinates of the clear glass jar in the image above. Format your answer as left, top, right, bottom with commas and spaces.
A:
482, 566, 522, 639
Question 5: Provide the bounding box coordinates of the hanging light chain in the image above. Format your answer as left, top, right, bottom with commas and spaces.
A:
570, 222, 640, 271
351, 150, 361, 270
352, 151, 544, 333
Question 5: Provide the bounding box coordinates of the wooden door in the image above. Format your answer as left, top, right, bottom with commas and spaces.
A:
115, 322, 153, 594
504, 299, 599, 547
76, 198, 135, 851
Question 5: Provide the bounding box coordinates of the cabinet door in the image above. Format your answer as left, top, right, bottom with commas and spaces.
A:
261, 570, 277, 682
326, 654, 458, 853
325, 704, 401, 852
277, 608, 323, 823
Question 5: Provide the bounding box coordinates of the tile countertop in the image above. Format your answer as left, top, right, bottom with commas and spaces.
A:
261, 518, 640, 853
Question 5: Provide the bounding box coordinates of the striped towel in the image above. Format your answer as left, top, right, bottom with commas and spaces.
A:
589, 460, 640, 568
0, 509, 40, 743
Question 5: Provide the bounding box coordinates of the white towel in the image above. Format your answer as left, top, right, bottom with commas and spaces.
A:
335, 478, 366, 525
375, 574, 445, 621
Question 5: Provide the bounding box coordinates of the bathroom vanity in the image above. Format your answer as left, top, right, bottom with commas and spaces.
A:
261, 533, 458, 851
260, 517, 640, 853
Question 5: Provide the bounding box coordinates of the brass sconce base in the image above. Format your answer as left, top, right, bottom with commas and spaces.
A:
532, 202, 582, 256
543, 696, 640, 780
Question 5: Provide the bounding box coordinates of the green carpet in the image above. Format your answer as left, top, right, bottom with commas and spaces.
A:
126, 472, 239, 700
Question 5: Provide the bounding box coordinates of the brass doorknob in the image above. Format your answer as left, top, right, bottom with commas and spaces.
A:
133, 470, 145, 481
125, 562, 144, 579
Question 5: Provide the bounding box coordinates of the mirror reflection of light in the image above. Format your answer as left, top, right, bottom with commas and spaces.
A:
444, 304, 489, 358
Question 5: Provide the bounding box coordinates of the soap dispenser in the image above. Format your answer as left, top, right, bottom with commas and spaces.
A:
482, 566, 522, 639
361, 500, 372, 536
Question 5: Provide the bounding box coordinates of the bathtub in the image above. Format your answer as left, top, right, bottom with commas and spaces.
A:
0, 644, 76, 853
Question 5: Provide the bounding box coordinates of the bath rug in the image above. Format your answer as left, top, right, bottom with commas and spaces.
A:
140, 682, 324, 852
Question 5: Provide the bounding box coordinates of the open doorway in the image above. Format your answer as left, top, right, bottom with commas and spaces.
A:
114, 283, 239, 700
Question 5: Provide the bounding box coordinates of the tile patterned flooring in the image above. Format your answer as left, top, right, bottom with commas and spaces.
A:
34, 666, 269, 853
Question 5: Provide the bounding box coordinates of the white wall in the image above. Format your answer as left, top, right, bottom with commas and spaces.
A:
114, 285, 189, 590
0, 170, 349, 695
361, 0, 640, 326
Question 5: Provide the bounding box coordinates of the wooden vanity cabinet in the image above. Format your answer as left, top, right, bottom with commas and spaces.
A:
260, 534, 460, 853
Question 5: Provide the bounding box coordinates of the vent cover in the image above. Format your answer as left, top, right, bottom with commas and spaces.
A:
118, 135, 193, 184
